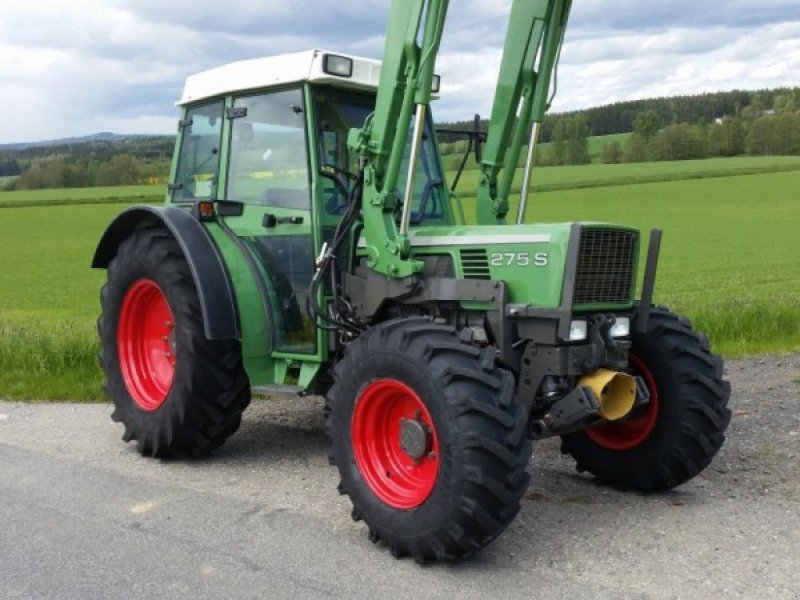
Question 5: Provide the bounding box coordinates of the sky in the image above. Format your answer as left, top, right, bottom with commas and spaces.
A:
1, 0, 799, 144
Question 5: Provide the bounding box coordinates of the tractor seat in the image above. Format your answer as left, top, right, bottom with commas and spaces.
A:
262, 188, 310, 210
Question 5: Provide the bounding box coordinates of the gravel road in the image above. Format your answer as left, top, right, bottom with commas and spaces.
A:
1, 355, 799, 599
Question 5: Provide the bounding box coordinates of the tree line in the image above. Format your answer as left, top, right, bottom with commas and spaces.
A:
1, 137, 173, 190
440, 87, 800, 143
9, 154, 145, 190
551, 87, 799, 139
5, 86, 800, 190
439, 86, 800, 166
600, 92, 800, 165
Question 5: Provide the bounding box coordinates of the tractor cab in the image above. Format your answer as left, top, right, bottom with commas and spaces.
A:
168, 50, 450, 355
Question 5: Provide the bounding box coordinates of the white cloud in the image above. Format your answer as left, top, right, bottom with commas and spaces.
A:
545, 20, 800, 113
0, 1, 798, 142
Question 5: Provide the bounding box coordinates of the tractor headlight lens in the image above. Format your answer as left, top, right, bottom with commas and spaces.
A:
568, 320, 588, 342
610, 317, 631, 338
323, 54, 353, 78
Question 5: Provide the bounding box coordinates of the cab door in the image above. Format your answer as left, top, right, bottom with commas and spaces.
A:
222, 87, 316, 355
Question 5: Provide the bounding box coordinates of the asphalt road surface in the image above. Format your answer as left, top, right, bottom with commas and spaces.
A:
1, 355, 799, 599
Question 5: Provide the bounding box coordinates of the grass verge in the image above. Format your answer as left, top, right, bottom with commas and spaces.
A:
677, 295, 800, 358
3, 295, 795, 402
0, 320, 104, 402
0, 195, 161, 209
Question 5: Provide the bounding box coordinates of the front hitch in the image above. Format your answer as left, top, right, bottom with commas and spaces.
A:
529, 373, 651, 440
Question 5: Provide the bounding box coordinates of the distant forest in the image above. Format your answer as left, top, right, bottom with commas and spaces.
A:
441, 87, 800, 166
440, 87, 800, 142
0, 137, 173, 190
2, 86, 800, 190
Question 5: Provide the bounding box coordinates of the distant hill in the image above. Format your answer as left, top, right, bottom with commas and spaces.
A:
0, 133, 160, 152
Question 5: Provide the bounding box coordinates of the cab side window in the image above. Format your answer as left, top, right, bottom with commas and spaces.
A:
227, 89, 310, 208
315, 92, 372, 218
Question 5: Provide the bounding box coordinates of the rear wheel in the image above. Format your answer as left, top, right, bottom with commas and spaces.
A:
326, 318, 532, 562
98, 229, 250, 458
561, 307, 731, 492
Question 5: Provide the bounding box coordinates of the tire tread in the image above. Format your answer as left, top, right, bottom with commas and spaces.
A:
561, 307, 731, 492
98, 229, 250, 458
326, 317, 531, 561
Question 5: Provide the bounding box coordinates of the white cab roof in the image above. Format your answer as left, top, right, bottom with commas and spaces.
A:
178, 49, 381, 106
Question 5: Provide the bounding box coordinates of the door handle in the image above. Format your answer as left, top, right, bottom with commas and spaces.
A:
262, 214, 304, 228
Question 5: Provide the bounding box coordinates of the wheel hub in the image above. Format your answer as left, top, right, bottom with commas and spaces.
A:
351, 379, 440, 509
399, 417, 431, 461
118, 279, 176, 412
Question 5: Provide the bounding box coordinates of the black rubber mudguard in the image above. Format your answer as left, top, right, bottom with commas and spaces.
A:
92, 205, 239, 340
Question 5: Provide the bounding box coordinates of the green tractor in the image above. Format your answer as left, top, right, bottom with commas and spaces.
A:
93, 0, 730, 561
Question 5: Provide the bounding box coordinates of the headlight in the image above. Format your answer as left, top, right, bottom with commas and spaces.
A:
568, 320, 588, 341
610, 317, 631, 338
323, 54, 353, 78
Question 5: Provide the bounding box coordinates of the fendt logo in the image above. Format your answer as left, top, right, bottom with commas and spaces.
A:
490, 252, 548, 267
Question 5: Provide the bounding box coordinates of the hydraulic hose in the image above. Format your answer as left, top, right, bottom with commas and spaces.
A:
306, 171, 365, 335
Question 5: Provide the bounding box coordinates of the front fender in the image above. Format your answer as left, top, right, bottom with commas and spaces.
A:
92, 205, 239, 340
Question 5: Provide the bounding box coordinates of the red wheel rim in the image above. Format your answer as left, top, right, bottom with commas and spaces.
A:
351, 379, 440, 510
117, 279, 176, 411
586, 354, 659, 450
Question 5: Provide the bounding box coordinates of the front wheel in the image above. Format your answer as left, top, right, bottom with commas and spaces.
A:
326, 318, 532, 562
98, 229, 250, 458
561, 307, 731, 492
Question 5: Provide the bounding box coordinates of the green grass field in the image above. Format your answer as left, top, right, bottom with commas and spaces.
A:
587, 133, 631, 159
0, 204, 125, 400
451, 161, 800, 357
534, 132, 631, 163
515, 171, 800, 358
0, 183, 163, 208
448, 155, 800, 197
0, 158, 798, 400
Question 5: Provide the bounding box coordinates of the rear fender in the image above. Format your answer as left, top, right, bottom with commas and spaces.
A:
92, 205, 239, 340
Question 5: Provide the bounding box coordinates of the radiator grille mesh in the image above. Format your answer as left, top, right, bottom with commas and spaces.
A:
573, 228, 638, 305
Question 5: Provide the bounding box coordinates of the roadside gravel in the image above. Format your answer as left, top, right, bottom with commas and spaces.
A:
704, 354, 800, 504
0, 354, 798, 598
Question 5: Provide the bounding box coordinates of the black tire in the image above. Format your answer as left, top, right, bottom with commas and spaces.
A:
561, 307, 731, 492
98, 229, 250, 458
326, 317, 532, 562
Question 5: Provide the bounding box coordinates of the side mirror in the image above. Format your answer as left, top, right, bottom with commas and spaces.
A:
473, 114, 483, 164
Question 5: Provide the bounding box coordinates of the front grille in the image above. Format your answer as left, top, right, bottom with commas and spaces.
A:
460, 248, 491, 280
573, 228, 638, 305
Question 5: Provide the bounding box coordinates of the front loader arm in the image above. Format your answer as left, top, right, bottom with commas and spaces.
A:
476, 0, 572, 225
347, 0, 571, 276
348, 0, 449, 278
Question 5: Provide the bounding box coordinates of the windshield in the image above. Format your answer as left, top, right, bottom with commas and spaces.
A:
312, 89, 447, 224
172, 101, 224, 201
